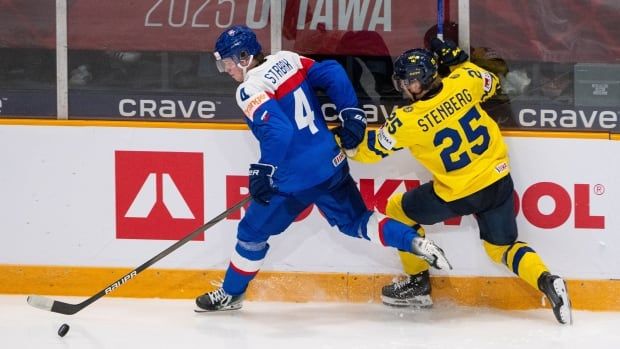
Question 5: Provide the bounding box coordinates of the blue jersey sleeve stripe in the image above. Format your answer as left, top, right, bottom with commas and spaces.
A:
367, 130, 389, 158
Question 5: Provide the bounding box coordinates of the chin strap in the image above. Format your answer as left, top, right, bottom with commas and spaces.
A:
239, 55, 255, 81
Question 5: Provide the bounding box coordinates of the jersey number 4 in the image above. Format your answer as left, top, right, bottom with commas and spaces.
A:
293, 88, 318, 134
434, 107, 490, 172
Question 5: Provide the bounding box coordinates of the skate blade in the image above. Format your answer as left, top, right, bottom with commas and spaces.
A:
553, 278, 573, 325
194, 304, 242, 313
381, 295, 433, 309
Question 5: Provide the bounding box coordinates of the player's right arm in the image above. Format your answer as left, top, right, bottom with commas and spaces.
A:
348, 109, 408, 164
236, 81, 293, 168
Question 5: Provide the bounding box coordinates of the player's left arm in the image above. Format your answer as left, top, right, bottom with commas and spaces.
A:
430, 38, 469, 72
430, 38, 501, 101
237, 83, 293, 168
302, 57, 367, 150
459, 62, 501, 103
303, 58, 358, 110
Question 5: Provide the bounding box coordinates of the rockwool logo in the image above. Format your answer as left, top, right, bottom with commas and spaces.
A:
115, 150, 204, 240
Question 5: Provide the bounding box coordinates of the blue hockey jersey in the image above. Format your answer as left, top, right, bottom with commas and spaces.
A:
236, 51, 359, 192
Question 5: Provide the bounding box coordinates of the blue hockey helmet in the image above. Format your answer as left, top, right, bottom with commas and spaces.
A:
392, 48, 439, 93
214, 25, 262, 72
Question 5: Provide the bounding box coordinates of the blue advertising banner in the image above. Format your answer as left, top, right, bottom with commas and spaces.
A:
0, 90, 56, 117
2, 88, 619, 133
67, 90, 407, 124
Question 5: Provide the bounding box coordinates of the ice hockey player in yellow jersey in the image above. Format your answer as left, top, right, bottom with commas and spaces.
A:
340, 39, 572, 325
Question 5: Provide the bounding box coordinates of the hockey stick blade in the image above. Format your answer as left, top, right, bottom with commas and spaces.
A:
27, 295, 54, 312
26, 196, 251, 315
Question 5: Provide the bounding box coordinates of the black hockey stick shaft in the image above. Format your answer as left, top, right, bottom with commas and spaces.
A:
27, 196, 251, 315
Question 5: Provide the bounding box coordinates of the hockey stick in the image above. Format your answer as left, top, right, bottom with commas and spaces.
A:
437, 0, 445, 41
27, 196, 251, 315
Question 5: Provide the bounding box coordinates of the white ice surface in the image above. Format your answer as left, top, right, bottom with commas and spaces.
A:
3, 294, 620, 349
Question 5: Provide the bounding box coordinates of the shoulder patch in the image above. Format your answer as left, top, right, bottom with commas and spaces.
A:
377, 126, 396, 150
241, 91, 270, 119
482, 71, 493, 92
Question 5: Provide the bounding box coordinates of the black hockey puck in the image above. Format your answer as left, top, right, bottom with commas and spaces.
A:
57, 323, 70, 337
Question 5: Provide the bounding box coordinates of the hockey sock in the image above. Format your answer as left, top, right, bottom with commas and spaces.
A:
398, 249, 431, 275
361, 213, 417, 251
483, 240, 549, 290
223, 240, 269, 296
386, 193, 430, 274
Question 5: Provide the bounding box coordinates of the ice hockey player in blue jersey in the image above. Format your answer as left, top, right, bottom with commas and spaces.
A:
195, 25, 453, 312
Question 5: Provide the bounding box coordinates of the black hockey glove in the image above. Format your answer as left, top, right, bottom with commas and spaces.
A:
248, 163, 277, 205
333, 107, 367, 150
430, 38, 469, 67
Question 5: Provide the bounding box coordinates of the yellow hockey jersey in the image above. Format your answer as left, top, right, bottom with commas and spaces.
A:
351, 61, 510, 201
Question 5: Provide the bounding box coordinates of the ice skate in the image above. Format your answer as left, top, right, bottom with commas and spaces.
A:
195, 287, 244, 312
381, 270, 433, 308
538, 272, 572, 325
411, 237, 452, 270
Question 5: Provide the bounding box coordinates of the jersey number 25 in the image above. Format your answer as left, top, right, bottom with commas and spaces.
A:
434, 107, 490, 172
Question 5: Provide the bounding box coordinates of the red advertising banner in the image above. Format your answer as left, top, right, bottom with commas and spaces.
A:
62, 0, 441, 56
66, 0, 271, 52
0, 0, 618, 63
279, 0, 439, 57
0, 0, 55, 49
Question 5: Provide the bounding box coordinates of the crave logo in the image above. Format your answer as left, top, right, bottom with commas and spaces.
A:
115, 150, 204, 240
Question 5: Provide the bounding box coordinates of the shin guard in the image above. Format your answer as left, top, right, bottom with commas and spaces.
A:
387, 193, 430, 275
483, 240, 549, 290
362, 213, 417, 251
223, 240, 269, 296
